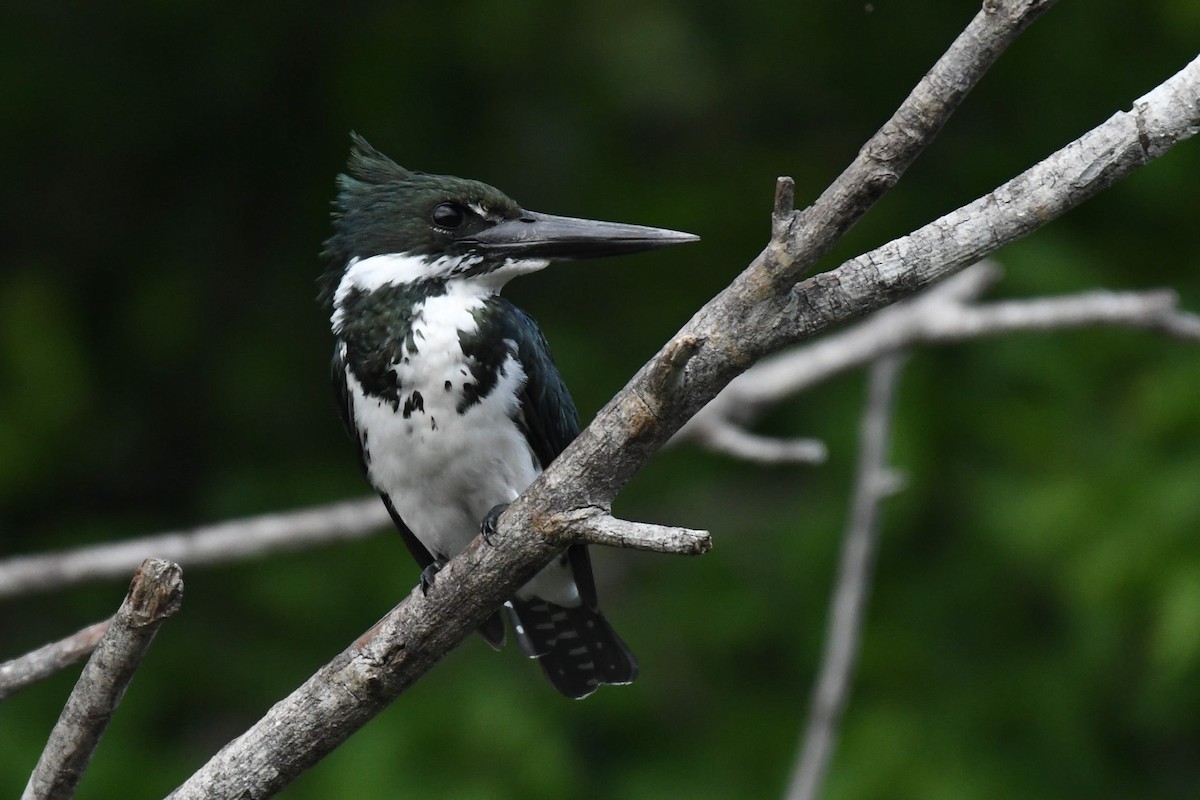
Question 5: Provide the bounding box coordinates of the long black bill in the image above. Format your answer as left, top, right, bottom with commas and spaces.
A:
464, 210, 699, 260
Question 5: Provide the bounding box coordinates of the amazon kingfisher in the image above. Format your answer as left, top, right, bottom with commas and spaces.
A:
320, 134, 698, 698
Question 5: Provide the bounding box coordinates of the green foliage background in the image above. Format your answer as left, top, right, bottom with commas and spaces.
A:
2, 1, 1199, 797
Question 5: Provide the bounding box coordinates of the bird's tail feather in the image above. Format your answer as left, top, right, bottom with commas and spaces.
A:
478, 610, 506, 650
506, 598, 638, 699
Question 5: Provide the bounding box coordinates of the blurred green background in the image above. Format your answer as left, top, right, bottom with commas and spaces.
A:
2, 0, 1199, 797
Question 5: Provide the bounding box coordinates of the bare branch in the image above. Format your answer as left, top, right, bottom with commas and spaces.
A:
23, 560, 183, 800
785, 355, 907, 800
164, 540, 531, 800
0, 497, 387, 601
676, 261, 1200, 457
0, 619, 111, 702
686, 422, 829, 466
164, 9, 1091, 796
922, 286, 1200, 341
537, 43, 1199, 536
556, 510, 712, 555
778, 52, 1200, 345
765, 0, 1061, 286
163, 505, 707, 800
160, 18, 1200, 798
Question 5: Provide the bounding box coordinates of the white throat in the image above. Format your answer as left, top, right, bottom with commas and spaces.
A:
330, 252, 549, 332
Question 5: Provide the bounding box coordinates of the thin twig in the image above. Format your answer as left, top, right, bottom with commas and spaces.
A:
23, 560, 184, 800
0, 619, 112, 701
563, 511, 712, 555
785, 355, 907, 800
0, 497, 387, 601
693, 424, 829, 466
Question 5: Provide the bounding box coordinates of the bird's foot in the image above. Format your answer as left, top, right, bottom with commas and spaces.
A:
481, 503, 510, 546
419, 562, 441, 595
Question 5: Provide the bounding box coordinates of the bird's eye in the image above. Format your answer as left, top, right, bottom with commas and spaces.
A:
431, 203, 466, 230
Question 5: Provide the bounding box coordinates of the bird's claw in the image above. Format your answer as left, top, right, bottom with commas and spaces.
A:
481, 503, 510, 547
419, 562, 441, 595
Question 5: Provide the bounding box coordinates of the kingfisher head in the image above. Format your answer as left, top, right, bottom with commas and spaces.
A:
320, 134, 698, 309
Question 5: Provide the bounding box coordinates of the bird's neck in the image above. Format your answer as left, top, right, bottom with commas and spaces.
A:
331, 251, 549, 333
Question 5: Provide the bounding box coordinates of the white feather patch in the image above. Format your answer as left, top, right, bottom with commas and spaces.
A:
340, 278, 578, 606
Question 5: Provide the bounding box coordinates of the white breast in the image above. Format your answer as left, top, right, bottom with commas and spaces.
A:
343, 285, 579, 606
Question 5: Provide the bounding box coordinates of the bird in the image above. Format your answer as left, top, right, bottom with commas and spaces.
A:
320, 134, 698, 698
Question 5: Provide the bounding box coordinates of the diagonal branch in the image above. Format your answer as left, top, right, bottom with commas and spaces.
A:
23, 560, 183, 800
0, 619, 112, 702
774, 51, 1200, 352
765, 0, 1061, 285
164, 6, 1188, 797
537, 44, 1199, 531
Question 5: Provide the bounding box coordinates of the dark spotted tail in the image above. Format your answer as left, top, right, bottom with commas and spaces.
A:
506, 598, 638, 699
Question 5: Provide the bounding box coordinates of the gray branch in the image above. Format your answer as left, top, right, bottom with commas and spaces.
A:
545, 21, 1198, 524
0, 500, 387, 696
676, 261, 1200, 462
561, 509, 712, 555
0, 497, 388, 601
785, 355, 907, 800
23, 560, 183, 800
160, 6, 1200, 798
0, 619, 112, 702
